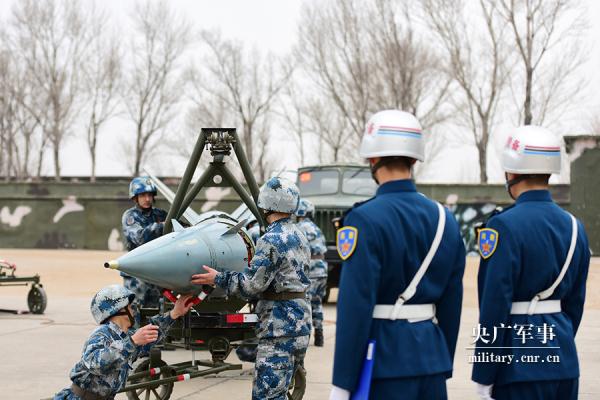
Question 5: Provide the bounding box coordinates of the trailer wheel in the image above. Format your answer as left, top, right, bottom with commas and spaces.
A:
287, 365, 306, 400
27, 285, 47, 314
126, 359, 174, 400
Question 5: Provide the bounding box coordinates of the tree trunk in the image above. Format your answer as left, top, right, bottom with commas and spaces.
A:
36, 144, 44, 179
90, 124, 97, 183
243, 121, 254, 167
478, 127, 488, 183
53, 144, 61, 181
523, 66, 533, 125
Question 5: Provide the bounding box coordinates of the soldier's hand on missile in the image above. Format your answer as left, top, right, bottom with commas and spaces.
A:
170, 294, 194, 319
131, 324, 160, 346
190, 265, 218, 285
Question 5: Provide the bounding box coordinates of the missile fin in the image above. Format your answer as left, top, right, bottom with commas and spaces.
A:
172, 219, 185, 232
222, 219, 247, 236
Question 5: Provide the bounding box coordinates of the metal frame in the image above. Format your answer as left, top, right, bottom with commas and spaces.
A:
164, 128, 265, 233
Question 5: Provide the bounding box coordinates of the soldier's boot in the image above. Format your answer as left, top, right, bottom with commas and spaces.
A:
314, 329, 324, 347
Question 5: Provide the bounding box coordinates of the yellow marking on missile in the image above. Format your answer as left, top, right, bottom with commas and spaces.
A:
105, 260, 119, 269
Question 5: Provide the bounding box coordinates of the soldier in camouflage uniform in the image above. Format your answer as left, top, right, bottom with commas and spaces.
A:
121, 176, 168, 308
191, 177, 312, 400
53, 285, 192, 400
295, 198, 328, 347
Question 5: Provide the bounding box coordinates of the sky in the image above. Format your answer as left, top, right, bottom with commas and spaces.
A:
1, 0, 599, 183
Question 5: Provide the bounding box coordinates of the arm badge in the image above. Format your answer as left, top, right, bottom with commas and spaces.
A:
337, 226, 358, 260
477, 228, 499, 259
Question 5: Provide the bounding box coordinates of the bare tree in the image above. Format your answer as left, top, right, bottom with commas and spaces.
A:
497, 0, 586, 125
82, 14, 121, 182
294, 0, 454, 178
276, 68, 311, 166
297, 0, 451, 151
0, 47, 19, 179
187, 30, 292, 174
123, 1, 190, 176
305, 98, 356, 163
423, 0, 511, 182
10, 0, 92, 180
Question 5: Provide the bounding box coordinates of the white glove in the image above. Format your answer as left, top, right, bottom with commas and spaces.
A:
476, 383, 494, 400
329, 385, 350, 400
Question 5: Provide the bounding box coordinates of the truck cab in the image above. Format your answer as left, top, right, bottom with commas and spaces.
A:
296, 164, 376, 301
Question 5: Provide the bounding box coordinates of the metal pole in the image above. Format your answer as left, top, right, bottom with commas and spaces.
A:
231, 132, 267, 229
218, 165, 263, 225
176, 162, 220, 220
164, 130, 207, 233
231, 130, 260, 202
118, 364, 237, 393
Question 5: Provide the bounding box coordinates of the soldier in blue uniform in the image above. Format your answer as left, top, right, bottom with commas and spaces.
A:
121, 177, 168, 308
330, 110, 465, 400
471, 125, 591, 400
296, 198, 328, 347
54, 285, 193, 400
191, 177, 312, 400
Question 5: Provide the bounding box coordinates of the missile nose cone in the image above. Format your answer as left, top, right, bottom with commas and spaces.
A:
104, 260, 119, 269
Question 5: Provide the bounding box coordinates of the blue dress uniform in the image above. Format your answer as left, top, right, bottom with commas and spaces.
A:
121, 206, 167, 307
54, 313, 174, 399
332, 179, 465, 399
471, 190, 590, 400
215, 217, 312, 400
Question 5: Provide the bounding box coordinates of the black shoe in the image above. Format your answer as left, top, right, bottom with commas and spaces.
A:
314, 329, 324, 347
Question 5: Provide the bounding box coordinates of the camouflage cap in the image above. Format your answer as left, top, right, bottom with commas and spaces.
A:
258, 177, 300, 214
90, 284, 135, 324
129, 176, 158, 199
295, 198, 315, 217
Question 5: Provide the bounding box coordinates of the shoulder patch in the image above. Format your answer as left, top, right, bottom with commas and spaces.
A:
126, 215, 135, 226
478, 228, 499, 259
337, 226, 358, 260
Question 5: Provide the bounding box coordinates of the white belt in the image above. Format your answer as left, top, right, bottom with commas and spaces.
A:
510, 299, 561, 315
372, 303, 436, 322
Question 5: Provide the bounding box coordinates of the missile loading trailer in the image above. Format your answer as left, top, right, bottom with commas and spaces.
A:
108, 128, 305, 400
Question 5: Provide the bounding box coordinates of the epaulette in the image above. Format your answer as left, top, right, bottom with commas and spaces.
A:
338, 197, 375, 227
473, 204, 514, 237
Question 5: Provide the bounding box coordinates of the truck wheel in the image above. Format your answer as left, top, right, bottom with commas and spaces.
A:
27, 285, 47, 314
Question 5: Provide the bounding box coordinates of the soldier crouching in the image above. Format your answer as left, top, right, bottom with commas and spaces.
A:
191, 177, 312, 400
53, 285, 192, 400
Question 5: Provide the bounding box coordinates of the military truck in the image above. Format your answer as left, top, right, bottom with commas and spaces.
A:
296, 164, 376, 301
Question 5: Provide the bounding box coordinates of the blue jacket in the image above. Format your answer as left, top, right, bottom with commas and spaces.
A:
472, 190, 590, 386
332, 179, 465, 391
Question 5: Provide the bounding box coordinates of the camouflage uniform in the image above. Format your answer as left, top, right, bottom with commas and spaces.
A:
247, 223, 261, 245
297, 218, 328, 331
216, 217, 312, 400
54, 284, 174, 400
121, 206, 167, 307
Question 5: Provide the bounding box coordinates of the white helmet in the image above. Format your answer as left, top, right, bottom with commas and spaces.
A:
501, 125, 562, 174
359, 110, 424, 161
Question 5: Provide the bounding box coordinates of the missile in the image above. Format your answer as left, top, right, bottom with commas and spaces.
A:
104, 216, 254, 296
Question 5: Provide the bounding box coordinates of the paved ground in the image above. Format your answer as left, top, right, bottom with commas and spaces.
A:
0, 249, 598, 400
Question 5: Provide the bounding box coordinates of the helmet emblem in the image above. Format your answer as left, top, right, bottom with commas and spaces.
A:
367, 122, 375, 135
511, 139, 520, 151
